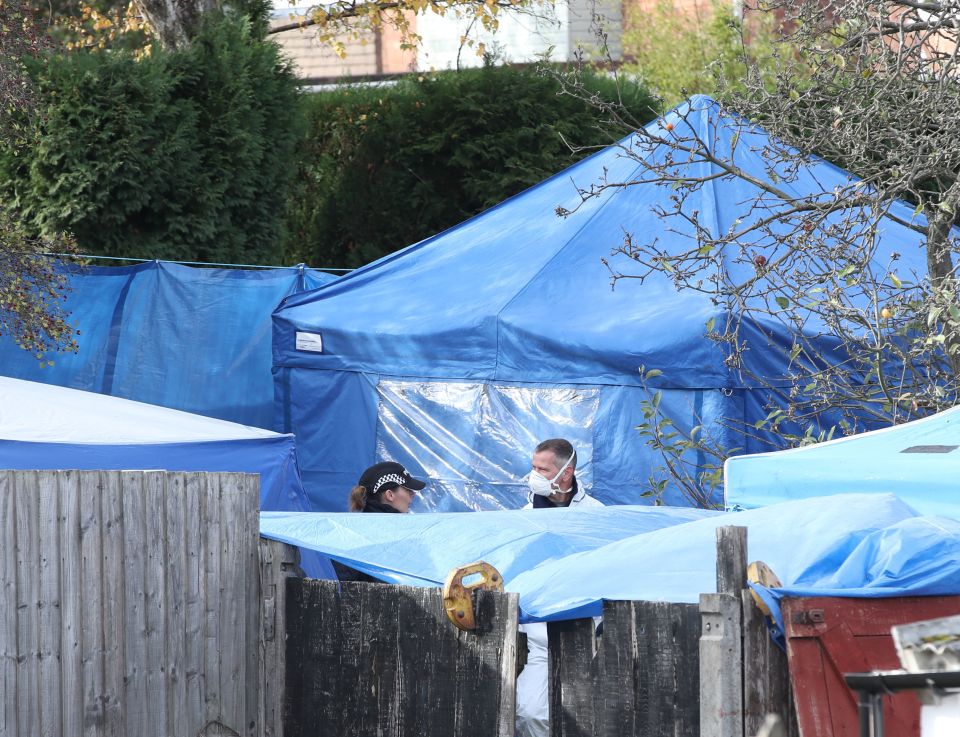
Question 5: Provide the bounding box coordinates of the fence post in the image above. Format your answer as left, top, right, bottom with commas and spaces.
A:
700, 526, 747, 737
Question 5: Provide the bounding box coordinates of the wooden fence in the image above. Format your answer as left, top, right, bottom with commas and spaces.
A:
270, 525, 796, 737
282, 578, 519, 737
549, 601, 700, 737
1, 469, 263, 737
2, 469, 798, 737
547, 526, 798, 737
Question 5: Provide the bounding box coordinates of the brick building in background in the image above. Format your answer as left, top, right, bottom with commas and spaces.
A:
270, 0, 622, 83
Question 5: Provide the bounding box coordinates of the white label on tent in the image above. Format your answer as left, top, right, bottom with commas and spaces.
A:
295, 331, 323, 353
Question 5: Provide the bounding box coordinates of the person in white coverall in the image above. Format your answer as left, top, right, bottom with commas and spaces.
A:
517, 438, 603, 737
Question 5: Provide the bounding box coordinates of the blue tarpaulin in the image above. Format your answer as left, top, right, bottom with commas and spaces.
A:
0, 260, 335, 430
259, 504, 719, 586
259, 494, 960, 632
725, 405, 960, 520
272, 95, 933, 513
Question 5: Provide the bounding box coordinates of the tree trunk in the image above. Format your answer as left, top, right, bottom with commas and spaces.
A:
925, 185, 960, 376
131, 0, 222, 49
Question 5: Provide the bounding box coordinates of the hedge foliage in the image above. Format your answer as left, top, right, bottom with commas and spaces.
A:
284, 64, 658, 268
3, 13, 301, 264
4, 27, 656, 268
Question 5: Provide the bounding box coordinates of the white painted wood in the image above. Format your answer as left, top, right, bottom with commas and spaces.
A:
700, 592, 744, 737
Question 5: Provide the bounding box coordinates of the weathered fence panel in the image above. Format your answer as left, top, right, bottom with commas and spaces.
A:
283, 578, 519, 737
0, 469, 261, 737
548, 600, 700, 737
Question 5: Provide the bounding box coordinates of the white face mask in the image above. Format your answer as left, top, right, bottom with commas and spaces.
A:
527, 453, 574, 497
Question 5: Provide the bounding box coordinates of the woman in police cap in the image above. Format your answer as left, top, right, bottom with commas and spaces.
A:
335, 461, 427, 583
347, 460, 427, 513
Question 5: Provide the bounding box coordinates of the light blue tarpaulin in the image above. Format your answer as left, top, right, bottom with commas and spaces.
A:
259, 504, 719, 586
0, 260, 334, 430
260, 494, 960, 631
725, 405, 960, 520
753, 515, 960, 639
272, 95, 933, 513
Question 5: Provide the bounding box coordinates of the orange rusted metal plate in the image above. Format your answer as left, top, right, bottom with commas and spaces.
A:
442, 561, 503, 631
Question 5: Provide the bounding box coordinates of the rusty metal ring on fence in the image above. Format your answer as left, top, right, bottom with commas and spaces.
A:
442, 561, 504, 631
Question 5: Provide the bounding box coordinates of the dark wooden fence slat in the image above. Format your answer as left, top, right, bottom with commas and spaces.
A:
548, 601, 700, 737
58, 472, 83, 737
741, 591, 799, 737
284, 578, 518, 737
1, 473, 15, 737
38, 470, 63, 737
548, 617, 598, 737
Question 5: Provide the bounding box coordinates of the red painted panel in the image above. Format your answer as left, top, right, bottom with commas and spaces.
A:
783, 596, 960, 737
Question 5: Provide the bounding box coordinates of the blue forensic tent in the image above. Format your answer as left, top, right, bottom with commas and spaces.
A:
724, 405, 960, 520
0, 260, 335, 429
272, 95, 932, 513
0, 376, 312, 514
259, 494, 960, 631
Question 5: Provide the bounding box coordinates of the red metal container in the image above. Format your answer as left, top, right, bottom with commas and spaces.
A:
782, 596, 960, 737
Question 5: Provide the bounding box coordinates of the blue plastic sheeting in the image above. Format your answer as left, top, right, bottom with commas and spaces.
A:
272, 95, 934, 513
261, 493, 960, 630
0, 260, 334, 430
725, 406, 960, 520
259, 504, 719, 586
512, 493, 920, 621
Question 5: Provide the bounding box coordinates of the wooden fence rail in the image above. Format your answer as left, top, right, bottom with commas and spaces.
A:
1, 470, 262, 737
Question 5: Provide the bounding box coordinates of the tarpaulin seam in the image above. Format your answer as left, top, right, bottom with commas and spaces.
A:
100, 260, 153, 395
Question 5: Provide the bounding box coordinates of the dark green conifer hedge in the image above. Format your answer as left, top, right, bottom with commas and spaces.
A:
286, 64, 658, 268
3, 13, 300, 264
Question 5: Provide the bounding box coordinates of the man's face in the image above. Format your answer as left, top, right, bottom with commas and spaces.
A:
531, 449, 573, 503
